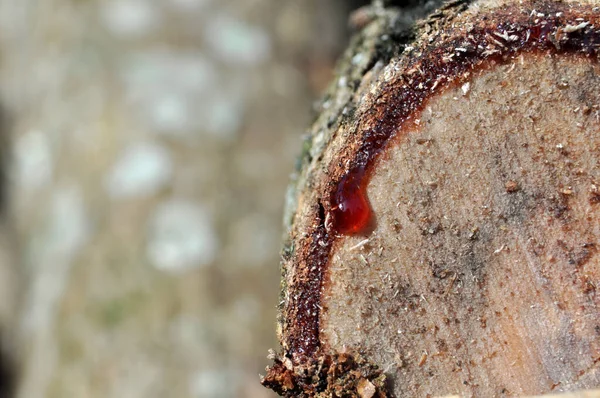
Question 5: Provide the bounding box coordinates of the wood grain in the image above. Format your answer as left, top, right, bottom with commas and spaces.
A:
263, 0, 600, 396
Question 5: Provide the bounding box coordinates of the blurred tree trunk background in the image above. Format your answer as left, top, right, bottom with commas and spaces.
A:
0, 0, 366, 397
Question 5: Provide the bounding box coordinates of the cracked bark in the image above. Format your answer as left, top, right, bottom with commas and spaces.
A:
263, 0, 600, 396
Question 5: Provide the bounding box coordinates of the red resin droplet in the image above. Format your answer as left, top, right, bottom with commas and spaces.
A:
331, 170, 371, 235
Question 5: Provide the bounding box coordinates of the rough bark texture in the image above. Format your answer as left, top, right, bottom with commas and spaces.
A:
264, 0, 600, 396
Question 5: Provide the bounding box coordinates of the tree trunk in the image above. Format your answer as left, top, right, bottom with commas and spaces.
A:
263, 0, 600, 396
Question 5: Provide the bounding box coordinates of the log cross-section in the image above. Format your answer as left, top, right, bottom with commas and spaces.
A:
263, 0, 600, 396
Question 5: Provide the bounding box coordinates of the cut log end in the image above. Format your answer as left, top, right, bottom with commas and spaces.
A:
265, 0, 600, 396
324, 53, 600, 396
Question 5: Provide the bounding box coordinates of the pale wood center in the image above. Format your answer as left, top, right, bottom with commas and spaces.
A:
322, 53, 600, 397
